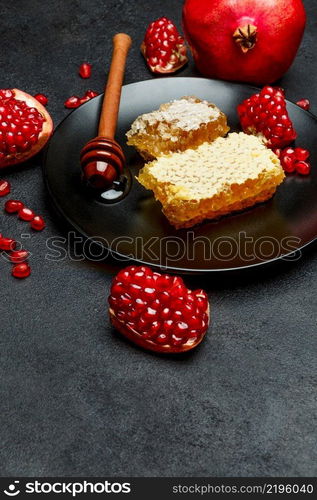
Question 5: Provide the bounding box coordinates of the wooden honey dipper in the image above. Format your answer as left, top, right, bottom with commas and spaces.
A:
80, 33, 132, 190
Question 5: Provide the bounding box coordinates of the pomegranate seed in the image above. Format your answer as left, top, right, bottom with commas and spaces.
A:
79, 96, 90, 105
294, 147, 310, 161
4, 199, 24, 213
78, 90, 99, 105
9, 249, 29, 263
64, 96, 81, 108
143, 321, 161, 339
141, 17, 188, 74
108, 265, 209, 353
0, 237, 16, 251
156, 333, 169, 344
195, 295, 208, 311
281, 147, 296, 158
84, 90, 99, 99
34, 93, 48, 106
281, 155, 296, 173
296, 161, 311, 175
18, 207, 35, 221
238, 86, 297, 148
79, 63, 92, 79
12, 262, 31, 279
296, 99, 310, 111
0, 179, 10, 196
30, 215, 45, 231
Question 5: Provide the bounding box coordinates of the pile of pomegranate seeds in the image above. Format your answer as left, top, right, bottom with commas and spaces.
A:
64, 90, 99, 109
274, 147, 311, 175
0, 89, 45, 163
238, 86, 297, 148
79, 62, 92, 79
0, 179, 11, 196
141, 17, 188, 74
296, 98, 310, 111
34, 93, 48, 106
109, 265, 209, 353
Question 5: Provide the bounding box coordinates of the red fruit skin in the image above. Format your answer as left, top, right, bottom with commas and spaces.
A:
109, 300, 210, 354
182, 0, 306, 84
0, 89, 53, 168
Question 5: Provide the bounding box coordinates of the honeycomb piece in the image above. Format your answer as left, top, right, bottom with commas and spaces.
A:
126, 96, 229, 159
137, 133, 285, 229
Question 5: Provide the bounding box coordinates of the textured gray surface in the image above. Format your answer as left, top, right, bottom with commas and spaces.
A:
0, 0, 316, 477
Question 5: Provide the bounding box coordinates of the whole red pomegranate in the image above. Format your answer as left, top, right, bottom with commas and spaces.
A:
182, 0, 306, 84
0, 89, 53, 168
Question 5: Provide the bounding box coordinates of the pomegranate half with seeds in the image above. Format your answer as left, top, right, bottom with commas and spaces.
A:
108, 266, 210, 353
141, 17, 188, 74
0, 89, 53, 168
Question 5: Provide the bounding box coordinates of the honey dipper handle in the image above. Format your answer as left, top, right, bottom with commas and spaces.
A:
98, 33, 132, 138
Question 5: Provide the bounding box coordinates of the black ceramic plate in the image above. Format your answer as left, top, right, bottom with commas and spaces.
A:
44, 77, 317, 273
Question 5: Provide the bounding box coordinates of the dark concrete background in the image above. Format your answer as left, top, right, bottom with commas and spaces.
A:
0, 0, 316, 477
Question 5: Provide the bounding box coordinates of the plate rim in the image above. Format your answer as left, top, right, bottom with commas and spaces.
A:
43, 76, 317, 273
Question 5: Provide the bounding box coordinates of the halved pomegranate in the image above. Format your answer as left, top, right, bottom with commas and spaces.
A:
108, 265, 210, 353
0, 89, 53, 169
141, 17, 188, 74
